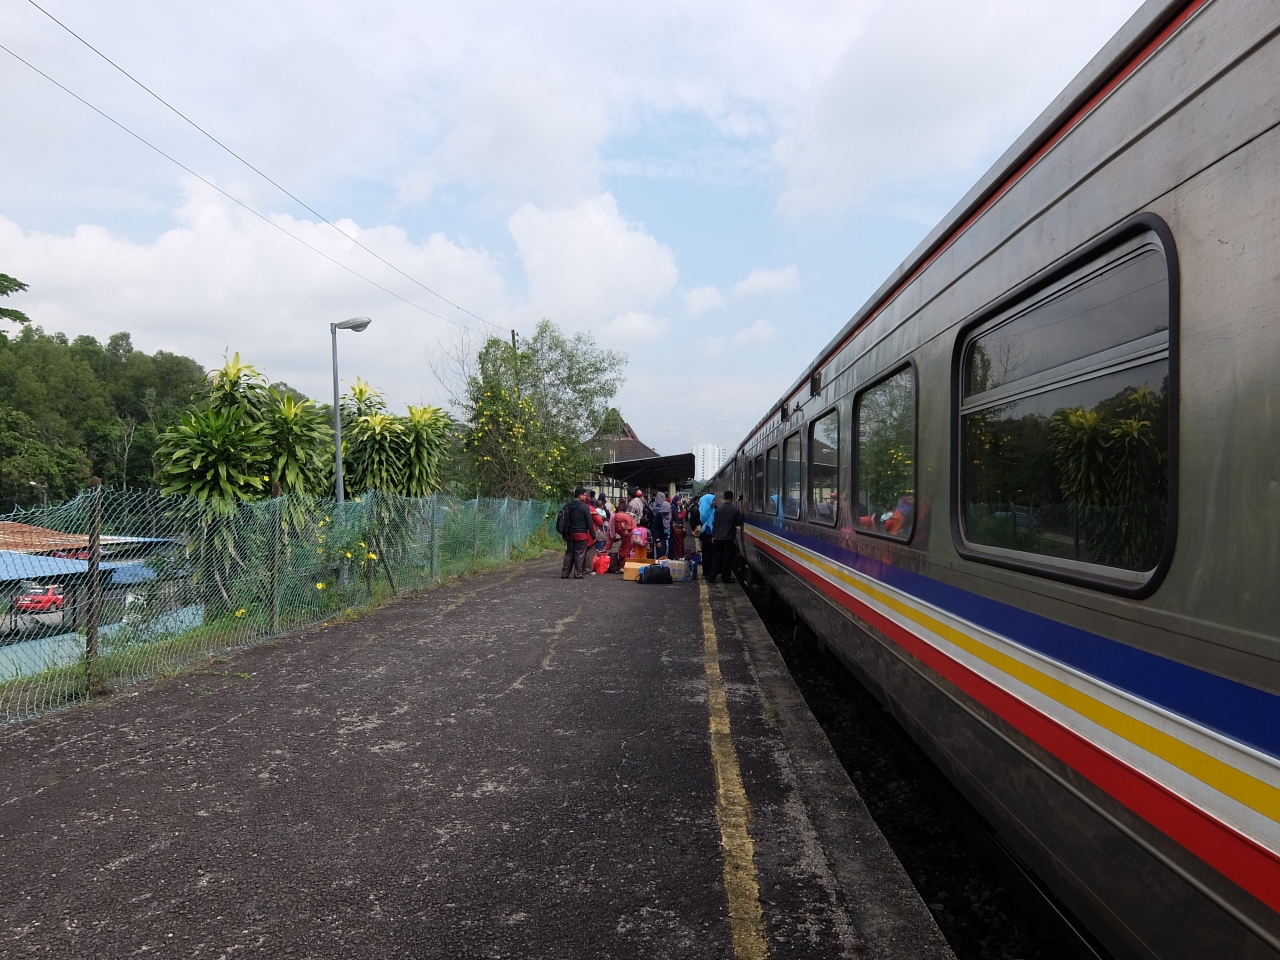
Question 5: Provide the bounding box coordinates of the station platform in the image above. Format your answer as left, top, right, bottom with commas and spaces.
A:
0, 554, 952, 959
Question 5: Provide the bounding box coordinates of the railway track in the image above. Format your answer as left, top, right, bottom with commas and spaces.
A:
745, 583, 1111, 960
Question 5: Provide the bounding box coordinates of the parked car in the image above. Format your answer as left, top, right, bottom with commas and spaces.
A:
13, 585, 64, 613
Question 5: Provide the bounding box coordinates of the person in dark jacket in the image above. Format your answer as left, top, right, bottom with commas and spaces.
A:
707, 488, 743, 583
560, 487, 595, 579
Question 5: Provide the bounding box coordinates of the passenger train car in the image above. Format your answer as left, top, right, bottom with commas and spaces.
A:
710, 0, 1280, 956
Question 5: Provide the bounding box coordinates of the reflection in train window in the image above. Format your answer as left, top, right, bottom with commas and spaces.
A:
960, 242, 1170, 577
808, 410, 839, 526
753, 456, 765, 512
783, 433, 802, 519
766, 446, 780, 516
856, 367, 916, 541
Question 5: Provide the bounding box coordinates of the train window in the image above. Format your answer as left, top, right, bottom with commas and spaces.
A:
765, 446, 780, 516
783, 433, 802, 519
856, 366, 916, 541
959, 239, 1170, 582
807, 410, 839, 526
753, 456, 765, 512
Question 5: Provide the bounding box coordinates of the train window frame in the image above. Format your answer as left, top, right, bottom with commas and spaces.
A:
752, 456, 765, 512
854, 361, 918, 544
765, 445, 780, 516
806, 407, 840, 527
949, 213, 1180, 599
782, 431, 802, 519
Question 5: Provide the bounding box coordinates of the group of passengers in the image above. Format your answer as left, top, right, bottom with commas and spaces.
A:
557, 485, 743, 582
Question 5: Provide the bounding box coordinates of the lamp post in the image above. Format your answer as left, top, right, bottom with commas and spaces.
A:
331, 317, 372, 504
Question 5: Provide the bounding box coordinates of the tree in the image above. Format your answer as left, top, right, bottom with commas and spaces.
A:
402, 405, 452, 497
343, 412, 408, 494
458, 320, 626, 499
157, 406, 270, 515
473, 320, 625, 441
157, 355, 335, 506
338, 382, 452, 497
261, 390, 333, 494
0, 273, 30, 327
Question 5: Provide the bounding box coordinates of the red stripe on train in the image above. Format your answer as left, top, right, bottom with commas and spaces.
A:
749, 532, 1280, 914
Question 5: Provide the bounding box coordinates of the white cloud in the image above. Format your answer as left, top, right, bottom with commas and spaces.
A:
684, 285, 726, 316
774, 0, 1139, 217
507, 193, 678, 328
0, 183, 507, 409
733, 320, 775, 345
732, 266, 798, 296
429, 72, 610, 203
606, 311, 670, 340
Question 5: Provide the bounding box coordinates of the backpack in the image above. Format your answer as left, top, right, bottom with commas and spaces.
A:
592, 551, 612, 576
555, 503, 571, 540
640, 564, 673, 584
640, 502, 655, 528
608, 553, 624, 573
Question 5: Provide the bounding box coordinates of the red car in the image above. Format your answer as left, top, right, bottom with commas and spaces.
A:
13, 585, 64, 613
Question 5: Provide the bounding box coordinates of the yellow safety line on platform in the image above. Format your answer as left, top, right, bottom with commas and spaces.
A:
699, 579, 770, 960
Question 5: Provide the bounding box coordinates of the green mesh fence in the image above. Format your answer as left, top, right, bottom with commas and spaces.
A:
0, 488, 553, 723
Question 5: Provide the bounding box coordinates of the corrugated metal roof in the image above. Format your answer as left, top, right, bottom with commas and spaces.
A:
0, 521, 169, 555
0, 550, 89, 582
0, 551, 157, 585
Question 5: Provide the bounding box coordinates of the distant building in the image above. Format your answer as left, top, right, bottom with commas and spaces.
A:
585, 410, 661, 501
691, 443, 728, 482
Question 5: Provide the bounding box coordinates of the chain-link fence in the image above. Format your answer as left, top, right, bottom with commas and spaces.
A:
0, 486, 553, 723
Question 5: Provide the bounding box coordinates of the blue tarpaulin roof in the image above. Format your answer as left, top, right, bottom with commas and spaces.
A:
0, 551, 157, 586
0, 550, 88, 582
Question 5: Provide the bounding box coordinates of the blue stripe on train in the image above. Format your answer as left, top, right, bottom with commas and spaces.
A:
746, 518, 1280, 763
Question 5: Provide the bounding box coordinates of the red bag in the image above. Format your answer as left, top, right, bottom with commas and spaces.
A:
592, 551, 612, 575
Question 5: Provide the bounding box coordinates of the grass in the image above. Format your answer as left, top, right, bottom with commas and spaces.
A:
0, 521, 556, 725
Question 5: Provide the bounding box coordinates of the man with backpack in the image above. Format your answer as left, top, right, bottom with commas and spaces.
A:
707, 488, 743, 584
557, 487, 595, 579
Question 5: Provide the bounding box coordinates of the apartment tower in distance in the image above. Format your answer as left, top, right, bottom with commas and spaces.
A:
691, 443, 727, 483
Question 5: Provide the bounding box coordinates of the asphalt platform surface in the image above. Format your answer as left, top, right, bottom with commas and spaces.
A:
0, 554, 950, 959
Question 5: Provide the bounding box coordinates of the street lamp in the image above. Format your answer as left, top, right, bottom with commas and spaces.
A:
331, 317, 372, 504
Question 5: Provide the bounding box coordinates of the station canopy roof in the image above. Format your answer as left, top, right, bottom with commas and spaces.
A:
599, 453, 696, 491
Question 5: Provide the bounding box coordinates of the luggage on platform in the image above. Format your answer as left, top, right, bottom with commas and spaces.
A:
639, 564, 674, 584
608, 553, 624, 573
623, 561, 649, 581
592, 552, 611, 576
665, 560, 688, 581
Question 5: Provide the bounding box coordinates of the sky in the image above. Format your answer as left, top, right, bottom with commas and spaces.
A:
0, 0, 1145, 455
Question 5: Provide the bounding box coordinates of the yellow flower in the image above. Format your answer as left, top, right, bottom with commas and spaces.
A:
366, 552, 377, 560
235, 608, 247, 618
345, 551, 352, 559
316, 582, 326, 590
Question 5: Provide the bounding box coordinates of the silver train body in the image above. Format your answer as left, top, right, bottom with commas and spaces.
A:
711, 1, 1280, 956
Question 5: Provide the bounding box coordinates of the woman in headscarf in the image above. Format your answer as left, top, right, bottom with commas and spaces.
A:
653, 491, 672, 558
669, 494, 686, 560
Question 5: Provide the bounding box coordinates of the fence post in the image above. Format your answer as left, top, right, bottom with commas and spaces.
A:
270, 482, 282, 635
472, 492, 480, 565
84, 478, 103, 696
500, 498, 510, 559
429, 496, 439, 582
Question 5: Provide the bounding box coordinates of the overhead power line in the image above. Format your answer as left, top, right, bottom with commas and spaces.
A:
25, 0, 500, 333
0, 40, 497, 337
